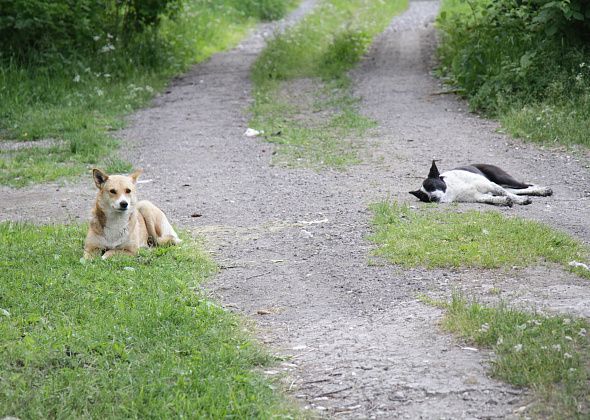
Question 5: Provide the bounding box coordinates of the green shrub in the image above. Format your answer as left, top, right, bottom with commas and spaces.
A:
438, 0, 590, 109
437, 0, 590, 146
228, 0, 293, 20
0, 0, 180, 63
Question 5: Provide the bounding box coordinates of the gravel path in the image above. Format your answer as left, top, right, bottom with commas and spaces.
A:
2, 1, 590, 418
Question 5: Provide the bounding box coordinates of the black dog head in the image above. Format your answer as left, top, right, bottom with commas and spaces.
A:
409, 160, 447, 203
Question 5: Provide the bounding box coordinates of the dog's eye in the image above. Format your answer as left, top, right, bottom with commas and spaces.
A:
125, 188, 131, 194
109, 189, 117, 194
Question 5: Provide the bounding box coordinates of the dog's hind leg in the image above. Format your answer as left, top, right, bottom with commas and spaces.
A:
143, 214, 181, 246
138, 201, 181, 246
156, 216, 181, 246
506, 185, 553, 197
474, 193, 514, 207
487, 184, 532, 205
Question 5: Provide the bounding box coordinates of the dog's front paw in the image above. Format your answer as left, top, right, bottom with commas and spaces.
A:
505, 197, 514, 207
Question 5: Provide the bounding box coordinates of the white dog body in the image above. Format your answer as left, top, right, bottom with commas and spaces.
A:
410, 161, 552, 206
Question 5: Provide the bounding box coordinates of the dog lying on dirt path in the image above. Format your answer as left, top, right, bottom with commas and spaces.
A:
409, 160, 553, 206
83, 168, 180, 259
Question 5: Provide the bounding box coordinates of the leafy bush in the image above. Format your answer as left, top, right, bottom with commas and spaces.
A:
228, 0, 293, 20
437, 0, 590, 112
0, 0, 180, 63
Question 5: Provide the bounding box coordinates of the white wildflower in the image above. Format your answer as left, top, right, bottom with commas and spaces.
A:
100, 44, 115, 53
578, 328, 587, 337
145, 85, 154, 93
563, 318, 571, 324
513, 344, 523, 352
496, 337, 504, 346
564, 352, 573, 359
479, 323, 490, 332
95, 88, 104, 97
93, 35, 101, 41
552, 344, 561, 351
517, 323, 527, 330
73, 74, 81, 83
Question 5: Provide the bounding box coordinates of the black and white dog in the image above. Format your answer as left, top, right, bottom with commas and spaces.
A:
409, 161, 553, 206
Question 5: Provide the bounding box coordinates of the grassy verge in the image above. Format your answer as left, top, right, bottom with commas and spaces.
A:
0, 1, 296, 187
369, 201, 590, 278
428, 294, 590, 418
436, 0, 590, 148
250, 0, 408, 168
0, 223, 296, 418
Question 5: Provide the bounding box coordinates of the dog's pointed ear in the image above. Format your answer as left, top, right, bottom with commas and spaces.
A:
428, 160, 440, 179
409, 190, 430, 203
130, 169, 143, 183
93, 168, 109, 189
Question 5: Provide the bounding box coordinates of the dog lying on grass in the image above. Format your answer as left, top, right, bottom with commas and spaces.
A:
83, 168, 181, 259
409, 161, 553, 206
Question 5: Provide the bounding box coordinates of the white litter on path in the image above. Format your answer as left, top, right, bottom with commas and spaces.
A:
569, 261, 590, 271
244, 128, 263, 137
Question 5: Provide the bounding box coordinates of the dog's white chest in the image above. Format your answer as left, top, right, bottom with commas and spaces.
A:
102, 215, 131, 248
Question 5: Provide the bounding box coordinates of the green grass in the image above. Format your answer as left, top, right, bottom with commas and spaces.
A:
431, 294, 590, 418
0, 1, 296, 187
370, 201, 590, 278
0, 223, 296, 418
436, 0, 590, 148
500, 94, 590, 148
250, 0, 408, 168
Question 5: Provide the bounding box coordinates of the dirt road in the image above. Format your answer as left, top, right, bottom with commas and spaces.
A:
2, 1, 589, 418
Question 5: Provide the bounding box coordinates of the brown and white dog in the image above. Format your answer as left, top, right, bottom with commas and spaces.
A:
83, 168, 180, 259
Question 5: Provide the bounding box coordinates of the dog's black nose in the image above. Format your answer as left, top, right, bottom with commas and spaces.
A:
120, 201, 128, 209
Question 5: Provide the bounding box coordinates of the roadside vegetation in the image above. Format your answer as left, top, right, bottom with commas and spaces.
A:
250, 0, 408, 168
426, 295, 590, 418
436, 0, 590, 148
0, 223, 297, 418
371, 201, 590, 416
370, 201, 590, 278
0, 0, 295, 187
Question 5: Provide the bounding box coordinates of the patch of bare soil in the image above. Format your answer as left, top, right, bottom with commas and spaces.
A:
2, 1, 589, 418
